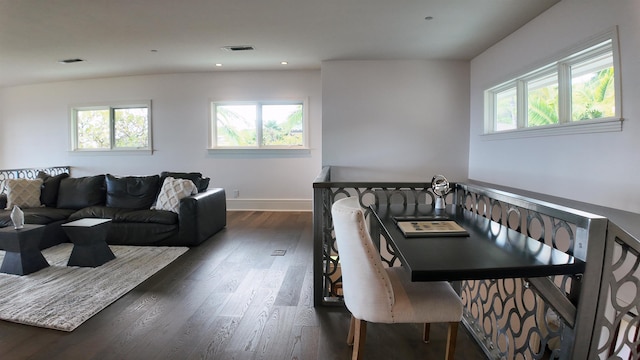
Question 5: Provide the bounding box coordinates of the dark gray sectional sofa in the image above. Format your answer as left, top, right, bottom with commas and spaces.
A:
0, 171, 226, 249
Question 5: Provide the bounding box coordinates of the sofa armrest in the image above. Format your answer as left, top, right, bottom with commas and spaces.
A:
178, 188, 227, 246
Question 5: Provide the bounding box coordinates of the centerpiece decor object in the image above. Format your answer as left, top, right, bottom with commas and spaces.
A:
431, 175, 450, 210
10, 205, 24, 229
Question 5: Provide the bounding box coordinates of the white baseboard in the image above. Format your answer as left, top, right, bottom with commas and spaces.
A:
226, 199, 312, 211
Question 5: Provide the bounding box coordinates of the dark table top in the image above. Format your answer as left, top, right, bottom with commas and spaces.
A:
0, 224, 44, 235
370, 204, 585, 282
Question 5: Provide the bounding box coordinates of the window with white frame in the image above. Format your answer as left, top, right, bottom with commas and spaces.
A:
210, 100, 307, 149
485, 28, 621, 136
70, 101, 152, 152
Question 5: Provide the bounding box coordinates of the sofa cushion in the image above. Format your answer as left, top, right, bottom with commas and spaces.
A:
24, 207, 76, 225
4, 178, 43, 209
57, 175, 106, 210
153, 177, 197, 213
114, 209, 177, 225
68, 206, 126, 221
68, 206, 177, 225
37, 171, 70, 207
160, 171, 210, 193
105, 174, 159, 209
0, 207, 75, 227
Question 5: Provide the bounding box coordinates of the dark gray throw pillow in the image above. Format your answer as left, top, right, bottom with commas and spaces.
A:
37, 171, 70, 207
57, 175, 106, 210
105, 174, 160, 209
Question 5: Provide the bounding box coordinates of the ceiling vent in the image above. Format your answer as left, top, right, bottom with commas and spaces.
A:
221, 45, 255, 52
58, 58, 85, 64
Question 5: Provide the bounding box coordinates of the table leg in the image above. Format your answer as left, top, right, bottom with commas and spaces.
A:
1, 248, 49, 275
67, 242, 115, 267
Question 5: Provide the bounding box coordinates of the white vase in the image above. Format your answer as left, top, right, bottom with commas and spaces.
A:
10, 205, 24, 229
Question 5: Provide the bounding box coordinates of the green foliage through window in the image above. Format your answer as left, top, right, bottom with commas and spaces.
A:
262, 104, 303, 146
115, 108, 149, 148
486, 33, 619, 134
76, 109, 110, 149
212, 101, 306, 149
72, 102, 151, 151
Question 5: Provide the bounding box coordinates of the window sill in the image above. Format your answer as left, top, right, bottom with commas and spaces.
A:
69, 149, 154, 155
207, 147, 311, 156
481, 117, 623, 141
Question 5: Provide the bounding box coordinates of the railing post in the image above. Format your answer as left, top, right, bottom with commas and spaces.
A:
312, 166, 331, 307
312, 184, 325, 307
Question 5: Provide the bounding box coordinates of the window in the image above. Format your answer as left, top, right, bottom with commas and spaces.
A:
71, 101, 152, 152
485, 28, 621, 137
211, 100, 307, 149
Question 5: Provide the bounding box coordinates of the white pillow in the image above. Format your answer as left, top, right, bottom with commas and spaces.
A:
4, 178, 43, 209
152, 177, 197, 213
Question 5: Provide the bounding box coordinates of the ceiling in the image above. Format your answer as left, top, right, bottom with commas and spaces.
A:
0, 0, 560, 88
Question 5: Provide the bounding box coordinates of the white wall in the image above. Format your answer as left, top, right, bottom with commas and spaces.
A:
0, 70, 322, 211
321, 60, 470, 183
469, 0, 640, 213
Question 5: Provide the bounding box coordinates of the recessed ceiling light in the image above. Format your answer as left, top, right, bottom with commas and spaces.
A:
215, 63, 223, 67
280, 61, 288, 65
58, 58, 84, 64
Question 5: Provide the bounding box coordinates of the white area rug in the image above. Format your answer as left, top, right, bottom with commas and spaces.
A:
0, 243, 188, 332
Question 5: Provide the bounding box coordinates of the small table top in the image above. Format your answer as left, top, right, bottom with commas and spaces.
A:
370, 204, 585, 282
62, 218, 111, 228
0, 224, 45, 234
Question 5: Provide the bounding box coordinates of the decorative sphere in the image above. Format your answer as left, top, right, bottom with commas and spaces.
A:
431, 175, 450, 197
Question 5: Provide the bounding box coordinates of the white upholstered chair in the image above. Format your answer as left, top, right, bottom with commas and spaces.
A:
331, 196, 464, 360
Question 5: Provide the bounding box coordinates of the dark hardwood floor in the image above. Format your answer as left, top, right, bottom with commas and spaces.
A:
0, 211, 486, 359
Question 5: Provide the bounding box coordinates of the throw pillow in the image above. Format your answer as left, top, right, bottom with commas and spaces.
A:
4, 178, 43, 209
152, 177, 197, 213
57, 175, 106, 210
105, 174, 160, 209
160, 171, 209, 193
199, 177, 210, 192
37, 171, 70, 207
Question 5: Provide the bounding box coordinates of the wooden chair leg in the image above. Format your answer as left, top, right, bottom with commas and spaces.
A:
347, 315, 356, 346
352, 318, 367, 360
445, 322, 459, 360
423, 323, 431, 343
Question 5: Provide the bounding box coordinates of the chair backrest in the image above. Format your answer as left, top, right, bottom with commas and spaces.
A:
331, 197, 395, 321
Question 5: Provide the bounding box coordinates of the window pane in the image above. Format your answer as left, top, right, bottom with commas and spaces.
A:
495, 87, 517, 131
76, 109, 110, 149
527, 73, 558, 127
571, 53, 615, 121
262, 104, 304, 146
216, 105, 257, 146
114, 108, 149, 148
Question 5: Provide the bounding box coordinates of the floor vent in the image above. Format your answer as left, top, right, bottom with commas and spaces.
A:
271, 250, 287, 256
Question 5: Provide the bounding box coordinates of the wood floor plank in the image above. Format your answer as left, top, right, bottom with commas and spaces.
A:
218, 269, 267, 318
185, 315, 241, 360
252, 306, 297, 360
289, 325, 320, 360
151, 290, 232, 360
274, 265, 306, 306
223, 287, 277, 356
